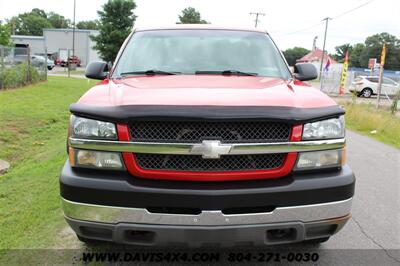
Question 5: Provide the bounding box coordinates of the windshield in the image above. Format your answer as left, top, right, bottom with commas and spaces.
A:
112, 29, 291, 79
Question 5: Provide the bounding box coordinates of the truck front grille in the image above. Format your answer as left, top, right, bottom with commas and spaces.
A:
129, 121, 291, 143
135, 153, 286, 172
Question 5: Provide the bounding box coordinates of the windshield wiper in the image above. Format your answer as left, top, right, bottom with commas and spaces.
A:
120, 70, 181, 76
195, 70, 258, 76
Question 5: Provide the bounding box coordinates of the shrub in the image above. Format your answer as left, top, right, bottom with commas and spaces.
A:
0, 63, 46, 89
391, 90, 400, 115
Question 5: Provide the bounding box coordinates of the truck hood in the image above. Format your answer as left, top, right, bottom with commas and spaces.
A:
77, 75, 337, 108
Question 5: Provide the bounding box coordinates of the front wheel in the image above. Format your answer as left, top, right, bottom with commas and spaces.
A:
361, 88, 373, 98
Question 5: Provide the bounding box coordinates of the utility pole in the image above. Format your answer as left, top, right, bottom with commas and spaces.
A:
69, 0, 76, 77
376, 43, 387, 109
319, 17, 331, 79
312, 36, 318, 51
250, 12, 265, 28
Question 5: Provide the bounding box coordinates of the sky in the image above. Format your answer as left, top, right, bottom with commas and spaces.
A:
0, 0, 399, 53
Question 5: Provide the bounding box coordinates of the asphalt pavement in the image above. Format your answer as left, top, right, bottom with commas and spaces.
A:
312, 130, 400, 264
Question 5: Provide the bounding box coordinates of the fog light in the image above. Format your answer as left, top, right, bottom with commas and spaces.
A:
70, 149, 124, 170
295, 149, 342, 170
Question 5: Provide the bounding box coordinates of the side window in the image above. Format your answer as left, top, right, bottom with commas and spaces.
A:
383, 78, 396, 85
366, 77, 379, 83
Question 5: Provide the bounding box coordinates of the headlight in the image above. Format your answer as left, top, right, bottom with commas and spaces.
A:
302, 116, 345, 140
71, 115, 117, 139
294, 149, 344, 170
69, 148, 124, 170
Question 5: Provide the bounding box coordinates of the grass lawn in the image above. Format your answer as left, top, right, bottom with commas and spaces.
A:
0, 77, 96, 249
341, 101, 400, 149
52, 69, 85, 75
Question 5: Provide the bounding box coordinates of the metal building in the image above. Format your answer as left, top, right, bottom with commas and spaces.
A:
43, 28, 100, 66
11, 35, 46, 55
11, 28, 101, 66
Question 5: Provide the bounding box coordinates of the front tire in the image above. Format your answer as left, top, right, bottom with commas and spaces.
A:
361, 88, 373, 98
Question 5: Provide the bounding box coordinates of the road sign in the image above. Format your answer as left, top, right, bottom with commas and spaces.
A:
368, 58, 377, 69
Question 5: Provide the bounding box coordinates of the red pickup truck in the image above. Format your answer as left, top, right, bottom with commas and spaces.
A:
61, 26, 354, 247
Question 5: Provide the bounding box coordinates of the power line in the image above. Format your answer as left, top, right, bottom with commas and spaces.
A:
281, 0, 375, 36
285, 22, 323, 35
333, 0, 375, 19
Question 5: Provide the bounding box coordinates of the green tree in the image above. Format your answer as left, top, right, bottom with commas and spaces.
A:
359, 32, 400, 70
8, 10, 52, 36
0, 22, 13, 46
348, 43, 365, 68
92, 0, 137, 62
282, 47, 310, 66
76, 20, 99, 30
47, 12, 71, 28
177, 7, 209, 24
31, 8, 47, 19
6, 9, 72, 36
333, 43, 352, 63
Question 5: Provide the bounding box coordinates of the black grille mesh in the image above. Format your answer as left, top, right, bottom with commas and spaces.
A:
135, 154, 286, 172
129, 121, 291, 143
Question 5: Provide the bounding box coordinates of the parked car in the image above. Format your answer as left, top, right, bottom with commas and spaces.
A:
350, 76, 400, 98
60, 55, 81, 67
46, 57, 55, 70
61, 26, 354, 247
14, 54, 52, 70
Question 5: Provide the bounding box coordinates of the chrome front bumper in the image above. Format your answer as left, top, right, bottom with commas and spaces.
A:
62, 197, 352, 226
63, 198, 352, 246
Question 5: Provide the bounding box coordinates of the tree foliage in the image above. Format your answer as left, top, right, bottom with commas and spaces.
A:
0, 22, 13, 46
47, 12, 71, 28
177, 7, 209, 24
348, 43, 365, 68
333, 43, 351, 62
282, 47, 310, 66
76, 20, 100, 30
7, 9, 71, 36
360, 33, 400, 70
8, 10, 52, 36
334, 33, 400, 70
91, 0, 137, 62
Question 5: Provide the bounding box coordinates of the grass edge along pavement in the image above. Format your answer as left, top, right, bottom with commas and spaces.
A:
340, 101, 400, 149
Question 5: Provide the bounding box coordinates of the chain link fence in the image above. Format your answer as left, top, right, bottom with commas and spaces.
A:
0, 45, 47, 90
318, 66, 400, 113
320, 66, 400, 96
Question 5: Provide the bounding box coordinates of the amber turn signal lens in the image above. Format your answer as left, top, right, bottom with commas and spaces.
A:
341, 147, 346, 166
69, 147, 75, 166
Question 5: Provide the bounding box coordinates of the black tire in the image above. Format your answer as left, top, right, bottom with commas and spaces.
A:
361, 88, 373, 98
303, 237, 330, 245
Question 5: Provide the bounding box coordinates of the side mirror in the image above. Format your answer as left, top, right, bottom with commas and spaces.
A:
85, 61, 110, 80
294, 63, 318, 81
